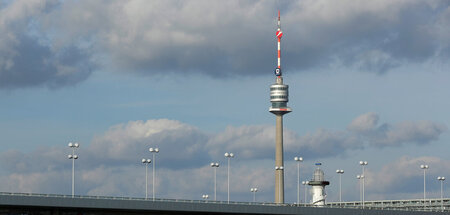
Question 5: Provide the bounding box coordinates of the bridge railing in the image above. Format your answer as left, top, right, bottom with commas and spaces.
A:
1, 192, 447, 212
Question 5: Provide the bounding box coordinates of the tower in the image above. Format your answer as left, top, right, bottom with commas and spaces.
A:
270, 10, 291, 204
308, 163, 330, 206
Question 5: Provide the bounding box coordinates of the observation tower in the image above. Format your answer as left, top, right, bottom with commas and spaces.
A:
270, 11, 291, 204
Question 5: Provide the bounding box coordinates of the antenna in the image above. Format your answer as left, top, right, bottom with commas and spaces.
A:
278, 10, 281, 29
275, 10, 283, 76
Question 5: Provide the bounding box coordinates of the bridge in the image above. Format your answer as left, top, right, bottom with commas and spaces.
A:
328, 198, 450, 212
0, 192, 447, 215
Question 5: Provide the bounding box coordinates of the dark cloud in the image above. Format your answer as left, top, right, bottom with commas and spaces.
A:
0, 0, 93, 89
347, 112, 447, 147
1, 0, 449, 89
0, 35, 93, 89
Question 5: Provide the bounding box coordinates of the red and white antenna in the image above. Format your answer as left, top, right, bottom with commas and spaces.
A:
275, 10, 283, 76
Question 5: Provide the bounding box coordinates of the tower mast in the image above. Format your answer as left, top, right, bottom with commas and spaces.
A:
270, 10, 291, 204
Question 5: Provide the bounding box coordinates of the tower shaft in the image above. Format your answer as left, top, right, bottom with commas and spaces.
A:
275, 114, 284, 203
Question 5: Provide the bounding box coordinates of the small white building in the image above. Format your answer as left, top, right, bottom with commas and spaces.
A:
308, 163, 330, 206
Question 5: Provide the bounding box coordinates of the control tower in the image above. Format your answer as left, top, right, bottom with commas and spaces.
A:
308, 163, 330, 206
270, 11, 291, 204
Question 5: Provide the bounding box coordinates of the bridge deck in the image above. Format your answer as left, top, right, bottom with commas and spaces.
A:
0, 192, 446, 215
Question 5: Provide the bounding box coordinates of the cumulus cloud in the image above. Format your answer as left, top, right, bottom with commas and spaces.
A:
348, 112, 447, 147
87, 119, 210, 169
0, 114, 446, 200
365, 156, 450, 200
1, 0, 449, 89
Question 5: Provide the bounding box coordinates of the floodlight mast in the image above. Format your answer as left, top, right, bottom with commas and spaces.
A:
142, 158, 151, 199
149, 147, 159, 200
270, 10, 291, 204
68, 142, 79, 198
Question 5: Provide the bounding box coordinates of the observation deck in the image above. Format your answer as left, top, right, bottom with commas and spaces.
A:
269, 77, 291, 115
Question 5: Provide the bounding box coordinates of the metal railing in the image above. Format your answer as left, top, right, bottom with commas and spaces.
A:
327, 198, 450, 212
0, 192, 285, 207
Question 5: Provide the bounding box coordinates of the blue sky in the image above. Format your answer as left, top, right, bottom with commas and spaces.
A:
0, 0, 450, 203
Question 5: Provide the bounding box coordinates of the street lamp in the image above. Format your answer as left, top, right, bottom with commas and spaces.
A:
149, 147, 159, 200
356, 174, 364, 208
294, 156, 303, 204
202, 194, 209, 201
250, 187, 258, 202
302, 181, 309, 204
224, 152, 234, 203
420, 164, 429, 208
142, 158, 151, 199
438, 176, 446, 212
336, 169, 344, 206
359, 161, 368, 208
68, 142, 79, 198
210, 162, 219, 201
275, 166, 284, 204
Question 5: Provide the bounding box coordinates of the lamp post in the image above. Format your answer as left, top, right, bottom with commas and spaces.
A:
275, 166, 284, 204
210, 162, 219, 201
359, 161, 368, 208
68, 142, 79, 198
142, 158, 151, 199
356, 174, 364, 208
420, 164, 429, 208
149, 147, 159, 200
250, 187, 258, 202
336, 169, 344, 206
224, 152, 234, 203
438, 176, 446, 212
202, 194, 209, 201
302, 181, 309, 204
294, 156, 303, 204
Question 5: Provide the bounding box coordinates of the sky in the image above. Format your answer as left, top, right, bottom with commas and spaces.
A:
0, 0, 450, 204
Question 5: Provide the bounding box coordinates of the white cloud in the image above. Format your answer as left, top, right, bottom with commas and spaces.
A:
348, 112, 379, 134
365, 156, 450, 200
0, 114, 446, 201
87, 119, 210, 168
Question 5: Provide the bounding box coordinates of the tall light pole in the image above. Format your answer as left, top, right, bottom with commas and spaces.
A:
149, 147, 159, 200
336, 169, 344, 206
68, 142, 79, 198
420, 164, 429, 208
250, 187, 258, 202
294, 156, 303, 204
224, 152, 234, 203
356, 174, 364, 208
438, 176, 446, 212
359, 161, 368, 208
142, 158, 151, 199
302, 181, 309, 204
210, 162, 219, 201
